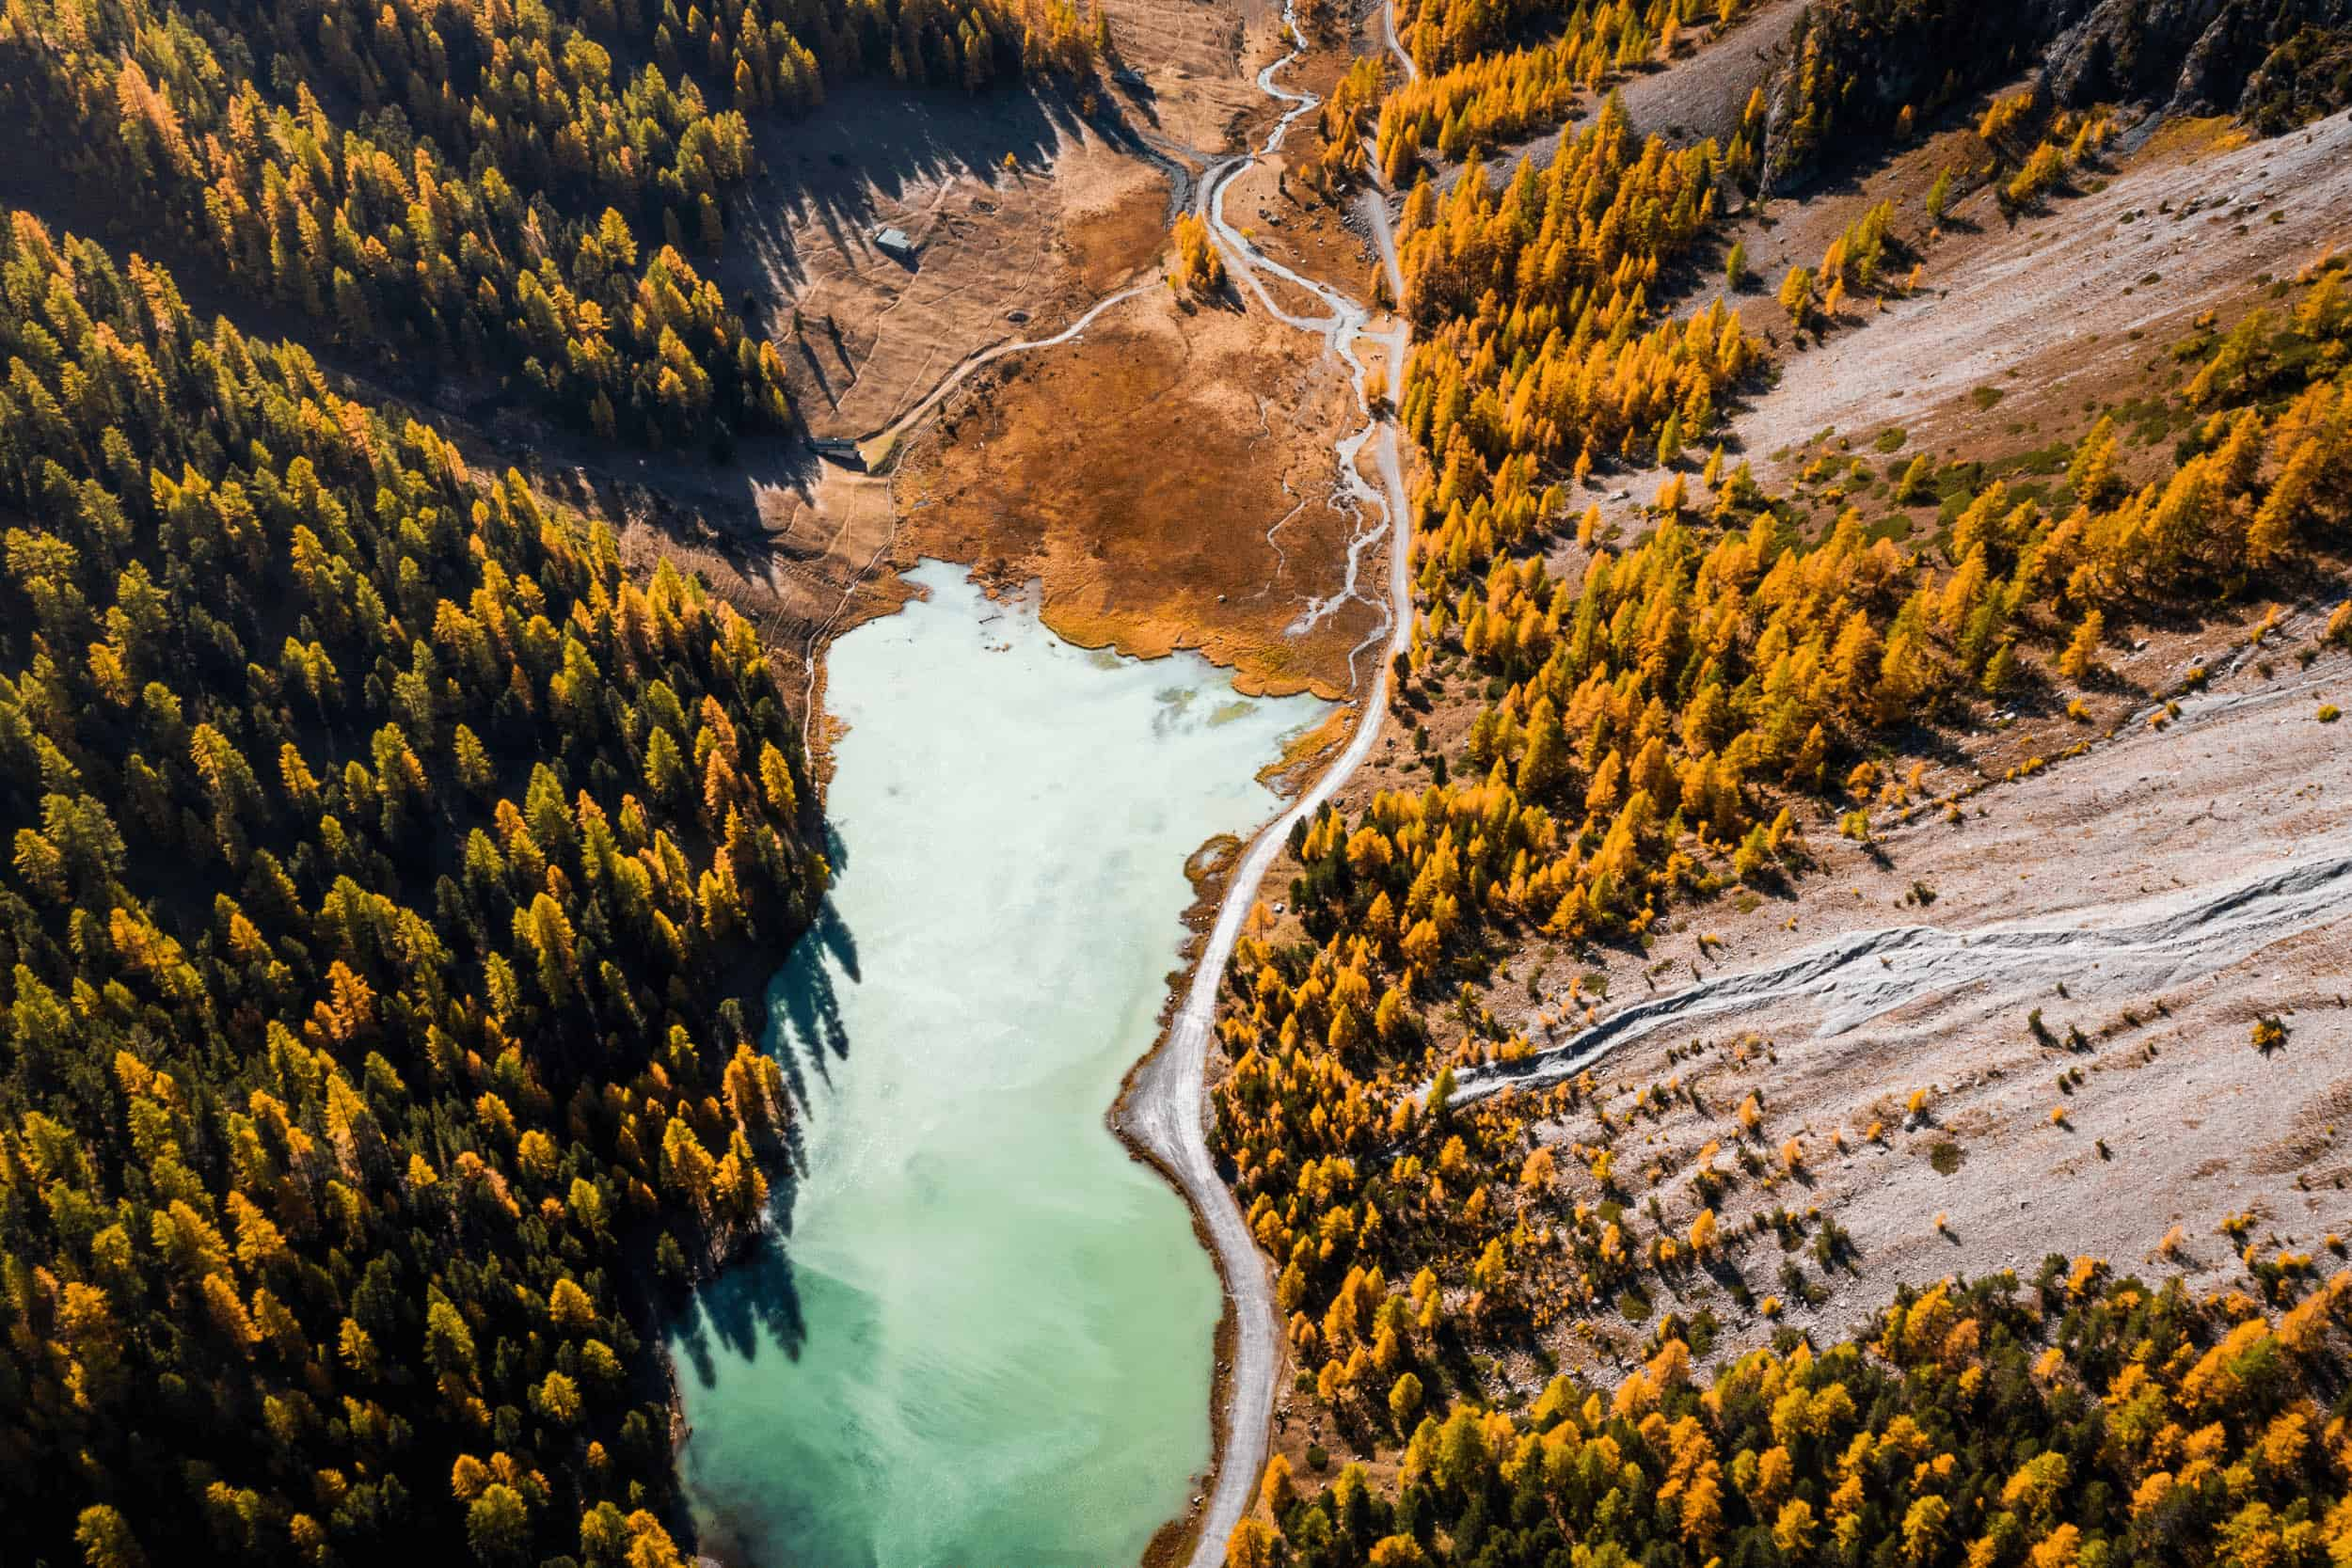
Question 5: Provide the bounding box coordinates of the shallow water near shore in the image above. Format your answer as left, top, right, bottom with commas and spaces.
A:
670, 561, 1329, 1568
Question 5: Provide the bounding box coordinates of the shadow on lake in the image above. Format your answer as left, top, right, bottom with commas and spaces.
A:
675, 835, 868, 1390
765, 836, 864, 1114
667, 562, 1322, 1568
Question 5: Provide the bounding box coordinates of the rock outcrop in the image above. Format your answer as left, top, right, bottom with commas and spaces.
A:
1759, 0, 2352, 191
2043, 0, 2352, 114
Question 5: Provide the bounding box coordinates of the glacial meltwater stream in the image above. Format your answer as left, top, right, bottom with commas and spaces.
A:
669, 561, 1330, 1567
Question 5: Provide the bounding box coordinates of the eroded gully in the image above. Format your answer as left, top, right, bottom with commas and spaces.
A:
1432, 852, 2352, 1110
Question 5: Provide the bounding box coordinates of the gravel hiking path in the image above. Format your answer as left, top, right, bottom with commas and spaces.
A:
1121, 1, 1416, 1561
781, 0, 1420, 1548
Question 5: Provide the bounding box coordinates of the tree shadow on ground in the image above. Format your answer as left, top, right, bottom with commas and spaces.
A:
724, 79, 1161, 301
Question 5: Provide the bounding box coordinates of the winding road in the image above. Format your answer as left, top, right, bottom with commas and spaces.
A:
778, 4, 1418, 1552
1120, 7, 1417, 1566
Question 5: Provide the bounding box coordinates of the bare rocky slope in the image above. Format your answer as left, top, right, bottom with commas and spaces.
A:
1468, 615, 2351, 1369
1268, 0, 2352, 1426
1444, 0, 2352, 1382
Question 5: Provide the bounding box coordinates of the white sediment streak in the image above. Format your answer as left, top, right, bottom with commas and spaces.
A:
1430, 852, 2352, 1110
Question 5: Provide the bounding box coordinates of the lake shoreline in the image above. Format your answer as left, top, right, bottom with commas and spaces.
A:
668, 562, 1327, 1567
660, 555, 1308, 1568
1112, 830, 1248, 1568
1104, 698, 1353, 1568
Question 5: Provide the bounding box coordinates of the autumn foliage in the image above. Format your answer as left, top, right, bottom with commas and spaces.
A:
1212, 0, 2352, 1512
1171, 213, 1230, 298
1248, 1265, 2352, 1568
0, 0, 1106, 447
0, 213, 822, 1565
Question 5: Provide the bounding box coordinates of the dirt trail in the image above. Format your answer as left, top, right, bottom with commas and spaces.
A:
777, 279, 1173, 744
860, 282, 1160, 453
1119, 5, 1416, 1563
1446, 850, 2352, 1107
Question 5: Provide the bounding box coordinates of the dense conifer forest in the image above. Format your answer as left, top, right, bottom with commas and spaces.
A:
0, 0, 1104, 446
0, 211, 827, 1565
4, 0, 2350, 1557
1234, 1265, 2352, 1568
0, 0, 1118, 1549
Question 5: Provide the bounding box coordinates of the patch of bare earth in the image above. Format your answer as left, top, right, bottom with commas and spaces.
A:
892, 281, 1384, 699
739, 114, 1171, 450
1438, 0, 1809, 194
1728, 110, 2352, 484
796, 16, 1401, 705
1546, 108, 2352, 603
674, 0, 1414, 736
1620, 0, 1807, 145
1459, 590, 2352, 1379
1106, 0, 1266, 151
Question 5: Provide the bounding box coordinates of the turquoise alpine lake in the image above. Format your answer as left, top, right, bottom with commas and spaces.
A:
670, 560, 1330, 1568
